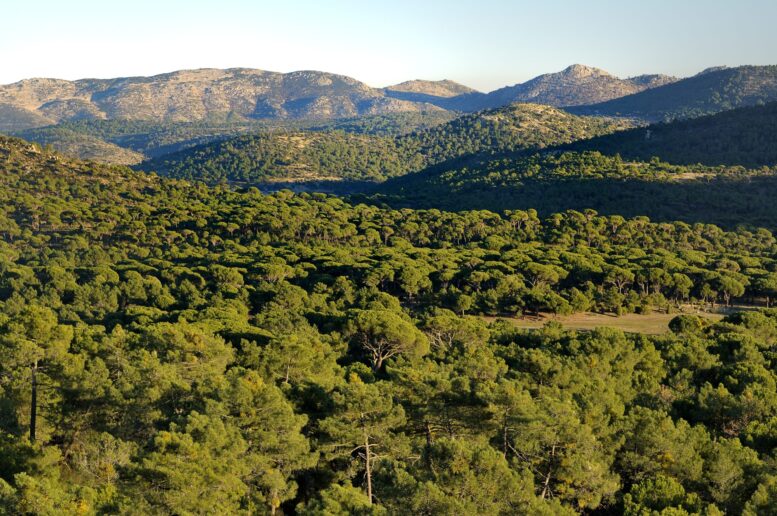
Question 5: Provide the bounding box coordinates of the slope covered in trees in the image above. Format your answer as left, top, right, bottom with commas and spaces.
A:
3, 136, 777, 513
373, 151, 777, 229
6, 111, 457, 166
565, 101, 777, 167
138, 104, 627, 183
569, 65, 777, 121
140, 131, 421, 183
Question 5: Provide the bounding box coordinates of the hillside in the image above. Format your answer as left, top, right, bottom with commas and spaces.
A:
139, 103, 628, 183
397, 102, 630, 163
0, 68, 445, 131
569, 65, 777, 121
139, 131, 420, 183
371, 150, 777, 229
565, 101, 777, 167
8, 111, 456, 165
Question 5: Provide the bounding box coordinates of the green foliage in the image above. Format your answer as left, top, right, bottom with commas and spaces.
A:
138, 104, 626, 184
568, 101, 777, 168
2, 136, 777, 513
374, 150, 777, 229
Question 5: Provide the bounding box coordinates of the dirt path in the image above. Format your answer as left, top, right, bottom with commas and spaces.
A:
483, 310, 726, 335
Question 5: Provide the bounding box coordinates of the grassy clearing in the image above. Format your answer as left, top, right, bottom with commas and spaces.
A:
484, 310, 727, 335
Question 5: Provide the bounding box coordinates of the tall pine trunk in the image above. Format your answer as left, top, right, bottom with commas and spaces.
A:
364, 435, 373, 505
30, 360, 38, 442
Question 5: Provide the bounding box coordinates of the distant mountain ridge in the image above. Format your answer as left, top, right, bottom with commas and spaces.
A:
481, 64, 677, 109
397, 65, 678, 111
0, 68, 445, 131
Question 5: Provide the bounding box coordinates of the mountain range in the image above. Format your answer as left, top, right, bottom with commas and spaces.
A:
0, 64, 677, 132
0, 68, 444, 132
401, 64, 677, 111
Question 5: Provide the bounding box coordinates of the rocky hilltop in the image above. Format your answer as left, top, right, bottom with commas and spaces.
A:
384, 79, 478, 98
485, 64, 677, 108
391, 65, 677, 111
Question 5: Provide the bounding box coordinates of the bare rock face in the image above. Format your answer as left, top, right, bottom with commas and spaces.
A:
0, 68, 442, 130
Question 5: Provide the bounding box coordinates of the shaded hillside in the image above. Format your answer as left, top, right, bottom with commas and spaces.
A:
0, 68, 445, 131
139, 104, 628, 183
371, 151, 777, 229
565, 101, 777, 167
569, 65, 777, 121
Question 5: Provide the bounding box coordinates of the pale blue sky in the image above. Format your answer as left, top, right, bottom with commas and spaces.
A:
2, 0, 775, 91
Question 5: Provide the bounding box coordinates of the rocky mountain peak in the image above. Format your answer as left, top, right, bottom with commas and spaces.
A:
561, 64, 612, 78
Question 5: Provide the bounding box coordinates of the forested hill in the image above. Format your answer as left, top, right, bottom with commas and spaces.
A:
4, 133, 777, 513
10, 111, 457, 166
569, 65, 777, 121
564, 101, 777, 167
397, 102, 629, 163
138, 103, 628, 183
372, 150, 777, 229
140, 131, 420, 183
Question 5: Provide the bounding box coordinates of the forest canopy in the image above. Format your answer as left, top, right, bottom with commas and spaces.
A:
1, 136, 777, 513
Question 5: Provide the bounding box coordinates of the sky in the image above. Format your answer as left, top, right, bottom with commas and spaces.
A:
1, 0, 775, 92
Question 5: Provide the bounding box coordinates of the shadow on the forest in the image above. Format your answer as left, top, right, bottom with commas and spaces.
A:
362, 175, 777, 230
